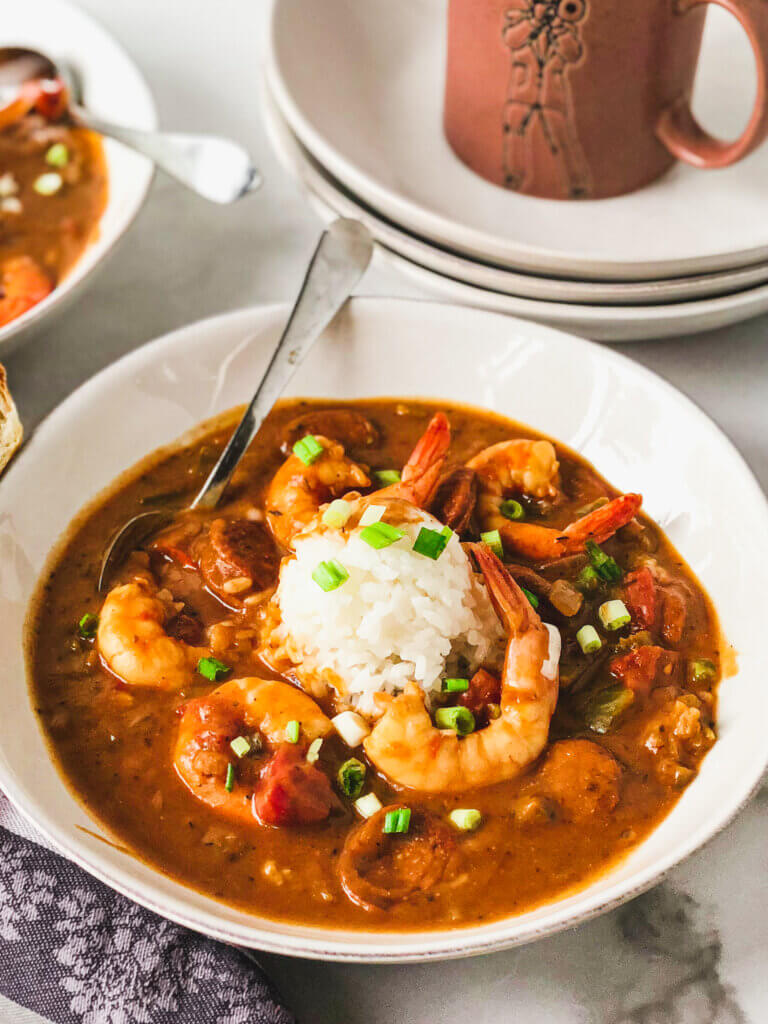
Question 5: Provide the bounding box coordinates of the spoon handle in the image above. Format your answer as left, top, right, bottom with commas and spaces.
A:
191, 219, 374, 511
72, 104, 261, 204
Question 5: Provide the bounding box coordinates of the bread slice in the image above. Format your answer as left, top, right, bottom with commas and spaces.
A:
0, 364, 22, 475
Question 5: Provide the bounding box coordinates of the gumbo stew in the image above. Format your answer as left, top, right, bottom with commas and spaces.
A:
0, 77, 107, 328
28, 399, 722, 929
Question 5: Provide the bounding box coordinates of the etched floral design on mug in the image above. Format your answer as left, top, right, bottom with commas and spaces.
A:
501, 0, 591, 198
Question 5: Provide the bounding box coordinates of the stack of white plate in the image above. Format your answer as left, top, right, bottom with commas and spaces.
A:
265, 0, 768, 341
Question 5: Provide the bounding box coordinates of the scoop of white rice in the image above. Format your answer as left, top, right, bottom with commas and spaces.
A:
274, 502, 505, 713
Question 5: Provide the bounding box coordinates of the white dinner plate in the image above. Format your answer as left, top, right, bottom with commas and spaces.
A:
0, 0, 156, 354
263, 86, 768, 309
1, 299, 767, 960
264, 95, 768, 342
268, 0, 768, 281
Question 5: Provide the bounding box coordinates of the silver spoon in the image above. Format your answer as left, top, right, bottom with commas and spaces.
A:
0, 46, 260, 203
97, 217, 374, 591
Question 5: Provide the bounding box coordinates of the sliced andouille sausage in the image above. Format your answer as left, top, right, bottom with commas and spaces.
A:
195, 518, 280, 600
280, 408, 379, 456
534, 739, 621, 823
339, 806, 457, 911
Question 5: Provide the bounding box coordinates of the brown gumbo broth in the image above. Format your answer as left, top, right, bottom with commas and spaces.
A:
28, 399, 721, 930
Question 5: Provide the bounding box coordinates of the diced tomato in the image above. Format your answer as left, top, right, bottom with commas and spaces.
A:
609, 645, 681, 697
30, 78, 69, 120
623, 567, 657, 629
459, 668, 502, 720
253, 745, 335, 827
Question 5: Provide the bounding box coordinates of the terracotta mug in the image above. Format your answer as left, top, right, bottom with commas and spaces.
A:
444, 0, 768, 200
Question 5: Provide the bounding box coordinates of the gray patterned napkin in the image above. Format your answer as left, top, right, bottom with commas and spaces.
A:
0, 795, 295, 1024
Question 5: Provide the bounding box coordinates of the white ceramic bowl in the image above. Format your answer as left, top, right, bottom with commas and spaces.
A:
0, 0, 156, 355
2, 298, 766, 961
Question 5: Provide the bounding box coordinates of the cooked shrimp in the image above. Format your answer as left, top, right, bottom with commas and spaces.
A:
174, 677, 333, 824
265, 436, 370, 549
97, 577, 209, 688
493, 493, 642, 561
265, 412, 451, 549
363, 544, 558, 792
467, 438, 561, 504
0, 257, 52, 328
371, 412, 451, 508
467, 438, 641, 560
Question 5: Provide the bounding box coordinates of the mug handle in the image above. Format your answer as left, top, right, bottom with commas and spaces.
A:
657, 0, 768, 168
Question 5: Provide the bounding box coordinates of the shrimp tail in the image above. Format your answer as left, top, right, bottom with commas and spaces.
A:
561, 492, 642, 548
393, 412, 451, 507
497, 492, 643, 560
470, 543, 537, 633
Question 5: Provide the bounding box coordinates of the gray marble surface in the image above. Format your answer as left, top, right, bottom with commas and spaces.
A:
4, 2, 767, 1021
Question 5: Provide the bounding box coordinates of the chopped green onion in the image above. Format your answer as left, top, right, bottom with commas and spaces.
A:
412, 525, 452, 560
449, 808, 483, 832
197, 656, 231, 681
224, 763, 235, 792
359, 504, 385, 527
522, 587, 539, 609
500, 499, 525, 521
322, 499, 353, 528
383, 807, 411, 834
359, 521, 405, 549
582, 684, 635, 734
442, 677, 469, 693
480, 530, 504, 559
690, 658, 716, 685
576, 624, 602, 654
598, 599, 631, 631
576, 565, 601, 593
306, 737, 323, 764
77, 612, 99, 639
33, 172, 63, 196
435, 706, 475, 736
354, 792, 382, 818
585, 540, 623, 583
337, 757, 366, 798
311, 558, 349, 592
45, 143, 69, 167
292, 434, 324, 466
286, 720, 300, 744
374, 469, 401, 486
230, 736, 251, 758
